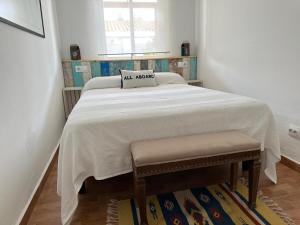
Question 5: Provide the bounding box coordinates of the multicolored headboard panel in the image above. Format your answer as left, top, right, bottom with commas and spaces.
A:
62, 56, 197, 87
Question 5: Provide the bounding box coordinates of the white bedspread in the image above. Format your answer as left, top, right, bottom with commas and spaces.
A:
58, 84, 280, 224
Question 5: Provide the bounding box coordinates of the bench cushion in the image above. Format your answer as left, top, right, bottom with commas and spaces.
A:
131, 131, 260, 167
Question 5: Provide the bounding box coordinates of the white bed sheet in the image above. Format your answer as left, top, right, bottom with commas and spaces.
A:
58, 84, 281, 224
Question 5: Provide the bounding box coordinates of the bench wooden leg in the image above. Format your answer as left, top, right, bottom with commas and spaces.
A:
134, 177, 148, 225
248, 159, 261, 209
230, 162, 238, 192
242, 161, 250, 172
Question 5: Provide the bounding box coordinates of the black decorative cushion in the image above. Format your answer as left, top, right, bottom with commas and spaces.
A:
120, 70, 158, 89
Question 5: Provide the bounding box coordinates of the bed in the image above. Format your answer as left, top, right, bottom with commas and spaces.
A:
57, 73, 281, 225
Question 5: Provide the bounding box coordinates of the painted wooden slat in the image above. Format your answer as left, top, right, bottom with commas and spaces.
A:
169, 59, 183, 76
100, 62, 110, 76
71, 61, 84, 87
110, 61, 134, 75
134, 61, 141, 71
168, 59, 176, 73
182, 58, 191, 81
155, 59, 162, 72
91, 62, 101, 77
190, 57, 198, 80
81, 62, 92, 84
109, 62, 121, 75
161, 59, 169, 72
125, 61, 134, 71
148, 60, 155, 70
62, 62, 74, 87
140, 60, 148, 70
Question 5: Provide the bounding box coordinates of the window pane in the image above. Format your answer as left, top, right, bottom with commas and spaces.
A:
135, 38, 154, 53
104, 8, 132, 54
103, 0, 128, 2
133, 8, 155, 22
104, 8, 130, 21
102, 0, 169, 54
106, 37, 132, 53
133, 8, 155, 52
132, 0, 157, 2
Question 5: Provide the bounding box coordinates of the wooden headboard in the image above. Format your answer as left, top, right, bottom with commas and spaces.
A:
62, 56, 197, 87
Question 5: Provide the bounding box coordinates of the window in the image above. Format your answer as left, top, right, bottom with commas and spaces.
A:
102, 0, 170, 55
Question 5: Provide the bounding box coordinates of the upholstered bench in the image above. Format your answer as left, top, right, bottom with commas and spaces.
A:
131, 131, 261, 225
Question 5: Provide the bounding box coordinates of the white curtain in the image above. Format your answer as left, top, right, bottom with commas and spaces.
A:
98, 0, 107, 54
154, 0, 170, 53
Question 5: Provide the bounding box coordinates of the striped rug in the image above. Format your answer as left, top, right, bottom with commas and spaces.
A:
106, 181, 295, 225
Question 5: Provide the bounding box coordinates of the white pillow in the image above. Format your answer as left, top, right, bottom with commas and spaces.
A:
120, 70, 158, 89
155, 72, 187, 85
82, 76, 121, 93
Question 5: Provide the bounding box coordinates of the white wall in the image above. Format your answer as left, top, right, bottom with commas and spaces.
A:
56, 0, 196, 59
197, 0, 300, 163
0, 0, 65, 224
55, 0, 106, 60
169, 0, 196, 56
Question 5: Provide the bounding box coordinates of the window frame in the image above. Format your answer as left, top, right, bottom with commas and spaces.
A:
103, 0, 158, 54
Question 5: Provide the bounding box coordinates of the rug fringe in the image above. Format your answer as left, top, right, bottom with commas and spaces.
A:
240, 178, 296, 225
106, 199, 119, 225
258, 191, 296, 225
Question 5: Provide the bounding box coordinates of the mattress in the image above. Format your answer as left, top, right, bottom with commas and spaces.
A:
58, 84, 281, 224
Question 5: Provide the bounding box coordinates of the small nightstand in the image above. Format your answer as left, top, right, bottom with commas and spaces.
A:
187, 80, 203, 87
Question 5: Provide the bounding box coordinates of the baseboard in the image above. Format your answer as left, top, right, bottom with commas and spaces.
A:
17, 144, 59, 225
281, 155, 300, 173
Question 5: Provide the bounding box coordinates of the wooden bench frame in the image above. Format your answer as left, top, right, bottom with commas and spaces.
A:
132, 150, 261, 225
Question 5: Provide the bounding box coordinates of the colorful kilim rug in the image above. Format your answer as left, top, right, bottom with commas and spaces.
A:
106, 182, 295, 225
